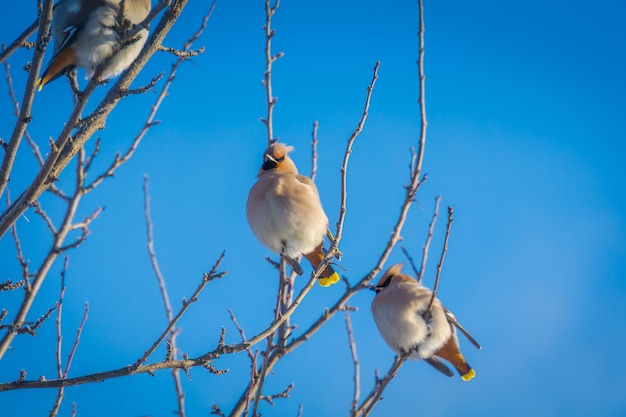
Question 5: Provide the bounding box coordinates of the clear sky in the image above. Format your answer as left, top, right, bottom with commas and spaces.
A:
1, 0, 625, 416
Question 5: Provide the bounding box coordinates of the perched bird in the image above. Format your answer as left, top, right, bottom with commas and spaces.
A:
246, 142, 340, 287
371, 264, 481, 381
37, 0, 151, 90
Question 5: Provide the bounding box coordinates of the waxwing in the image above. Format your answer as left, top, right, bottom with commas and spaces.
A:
246, 143, 340, 287
37, 0, 151, 90
371, 264, 480, 380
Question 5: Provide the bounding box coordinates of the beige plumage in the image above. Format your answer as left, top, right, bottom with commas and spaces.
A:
371, 264, 480, 381
246, 143, 340, 287
37, 0, 151, 90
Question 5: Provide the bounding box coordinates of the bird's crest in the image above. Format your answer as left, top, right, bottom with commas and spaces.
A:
261, 143, 296, 172
375, 263, 414, 289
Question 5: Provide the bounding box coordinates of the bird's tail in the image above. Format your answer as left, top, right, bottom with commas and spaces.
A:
434, 336, 475, 381
304, 244, 340, 287
36, 47, 77, 91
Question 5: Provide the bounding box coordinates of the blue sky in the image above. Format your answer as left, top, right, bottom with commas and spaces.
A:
1, 0, 625, 416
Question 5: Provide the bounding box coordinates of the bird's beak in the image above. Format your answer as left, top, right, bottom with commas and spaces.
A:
368, 285, 381, 293
262, 154, 278, 171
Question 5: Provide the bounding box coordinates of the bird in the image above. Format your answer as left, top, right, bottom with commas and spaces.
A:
371, 263, 481, 381
36, 0, 151, 90
246, 142, 340, 287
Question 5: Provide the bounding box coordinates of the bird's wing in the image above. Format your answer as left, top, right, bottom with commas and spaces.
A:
282, 254, 304, 276
444, 307, 482, 350
424, 357, 454, 377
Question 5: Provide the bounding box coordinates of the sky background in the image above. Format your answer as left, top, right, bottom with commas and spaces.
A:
1, 0, 626, 416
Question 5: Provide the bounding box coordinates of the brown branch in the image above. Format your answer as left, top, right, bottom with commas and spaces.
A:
133, 251, 227, 368
211, 404, 226, 417
0, 19, 38, 65
417, 196, 441, 283
9, 220, 30, 287
243, 3, 430, 414
120, 72, 164, 96
228, 309, 255, 363
0, 0, 194, 239
32, 201, 57, 234
0, 0, 54, 201
259, 0, 283, 145
357, 353, 410, 416
0, 303, 58, 335
424, 205, 453, 322
329, 62, 380, 266
143, 175, 186, 417
84, 2, 214, 194
311, 121, 319, 181
0, 280, 24, 292
143, 176, 174, 323
250, 337, 275, 417
50, 258, 89, 417
0, 255, 227, 392
158, 45, 205, 58
260, 382, 294, 405
345, 311, 360, 416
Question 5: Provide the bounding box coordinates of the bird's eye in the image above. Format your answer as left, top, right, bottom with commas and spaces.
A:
277, 156, 285, 163
378, 274, 394, 289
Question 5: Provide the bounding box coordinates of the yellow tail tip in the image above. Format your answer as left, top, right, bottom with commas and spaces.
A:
461, 369, 476, 381
318, 272, 340, 287
36, 78, 44, 92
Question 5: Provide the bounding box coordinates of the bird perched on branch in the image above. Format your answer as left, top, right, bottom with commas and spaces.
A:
246, 142, 340, 287
37, 0, 151, 90
371, 264, 481, 381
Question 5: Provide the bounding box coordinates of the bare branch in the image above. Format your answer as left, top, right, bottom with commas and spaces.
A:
159, 45, 205, 58
143, 174, 185, 417
0, 0, 196, 239
32, 201, 57, 234
50, 258, 89, 417
0, 19, 38, 65
260, 382, 294, 405
330, 62, 380, 261
357, 353, 409, 416
133, 252, 227, 368
84, 1, 215, 194
0, 280, 24, 291
228, 309, 255, 363
311, 121, 319, 181
0, 303, 58, 335
211, 404, 226, 417
345, 311, 360, 416
0, 0, 54, 200
9, 221, 30, 286
260, 0, 283, 145
424, 205, 453, 321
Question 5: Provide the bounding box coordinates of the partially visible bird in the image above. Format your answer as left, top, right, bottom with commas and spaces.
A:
246, 142, 340, 287
37, 0, 151, 90
371, 264, 481, 381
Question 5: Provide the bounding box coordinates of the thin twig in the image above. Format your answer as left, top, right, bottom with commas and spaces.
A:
0, 0, 194, 239
332, 62, 379, 253
345, 311, 360, 416
424, 206, 453, 321
358, 353, 410, 416
143, 175, 186, 417
311, 121, 319, 181
259, 0, 283, 145
0, 19, 38, 65
133, 251, 227, 368
417, 196, 441, 283
50, 258, 70, 417
0, 0, 54, 201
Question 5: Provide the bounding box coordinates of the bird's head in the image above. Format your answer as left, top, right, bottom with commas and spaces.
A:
260, 142, 298, 175
371, 263, 416, 293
